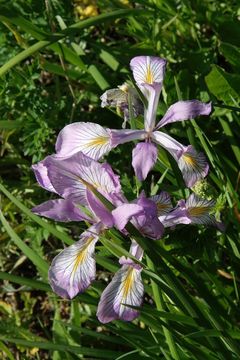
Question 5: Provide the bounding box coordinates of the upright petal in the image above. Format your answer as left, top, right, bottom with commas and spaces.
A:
32, 199, 93, 223
56, 122, 111, 160
132, 142, 158, 181
45, 152, 121, 205
32, 158, 56, 193
49, 223, 101, 299
155, 100, 212, 129
143, 84, 162, 131
110, 129, 145, 147
130, 56, 166, 86
97, 262, 144, 323
151, 191, 173, 216
178, 146, 209, 188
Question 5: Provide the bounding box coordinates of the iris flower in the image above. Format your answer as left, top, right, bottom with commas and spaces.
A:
32, 151, 166, 303
55, 56, 211, 187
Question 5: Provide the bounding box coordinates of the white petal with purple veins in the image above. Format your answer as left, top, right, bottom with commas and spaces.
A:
56, 122, 111, 160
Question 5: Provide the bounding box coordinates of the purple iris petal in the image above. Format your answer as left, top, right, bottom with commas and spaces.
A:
132, 142, 158, 181
112, 203, 144, 230
32, 199, 93, 223
155, 100, 212, 129
110, 129, 145, 147
32, 158, 56, 193
130, 56, 166, 86
86, 189, 114, 228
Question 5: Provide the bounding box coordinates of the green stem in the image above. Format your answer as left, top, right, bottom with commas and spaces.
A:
147, 256, 180, 360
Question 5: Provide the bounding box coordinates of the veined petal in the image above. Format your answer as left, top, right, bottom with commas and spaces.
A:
151, 191, 173, 216
178, 146, 209, 187
155, 100, 212, 129
97, 263, 144, 323
56, 122, 111, 160
32, 158, 56, 193
49, 223, 101, 299
45, 152, 121, 205
185, 193, 219, 226
32, 199, 93, 223
130, 56, 166, 86
159, 209, 191, 228
110, 129, 145, 147
132, 142, 158, 181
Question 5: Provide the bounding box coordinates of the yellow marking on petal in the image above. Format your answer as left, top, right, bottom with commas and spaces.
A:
122, 268, 134, 300
188, 206, 211, 217
87, 136, 109, 147
182, 154, 197, 167
145, 65, 153, 84
72, 237, 94, 274
157, 203, 170, 213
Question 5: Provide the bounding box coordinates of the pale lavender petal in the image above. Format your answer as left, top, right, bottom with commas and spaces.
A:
119, 241, 144, 269
159, 209, 191, 228
178, 146, 209, 187
112, 204, 144, 230
151, 191, 173, 216
97, 263, 144, 323
55, 122, 111, 160
110, 129, 145, 147
32, 199, 93, 223
155, 100, 212, 129
49, 223, 101, 299
45, 152, 121, 206
86, 189, 114, 228
152, 131, 185, 157
132, 142, 158, 181
32, 158, 56, 193
130, 56, 166, 86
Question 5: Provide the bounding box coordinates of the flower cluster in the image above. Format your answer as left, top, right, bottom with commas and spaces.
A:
32, 56, 222, 323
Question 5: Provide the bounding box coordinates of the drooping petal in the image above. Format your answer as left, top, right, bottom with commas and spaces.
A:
152, 132, 209, 188
185, 193, 221, 226
55, 122, 111, 160
97, 263, 144, 323
112, 204, 144, 230
86, 189, 114, 227
45, 152, 121, 206
159, 209, 191, 228
152, 131, 184, 157
132, 142, 158, 181
155, 100, 212, 129
130, 56, 166, 86
151, 191, 173, 216
32, 199, 93, 223
178, 146, 209, 188
32, 158, 56, 193
49, 223, 101, 299
110, 129, 145, 147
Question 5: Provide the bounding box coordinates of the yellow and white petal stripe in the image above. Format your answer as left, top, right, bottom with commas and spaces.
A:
130, 56, 166, 85
186, 193, 216, 225
56, 122, 111, 160
151, 191, 172, 216
48, 224, 100, 299
97, 264, 144, 323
